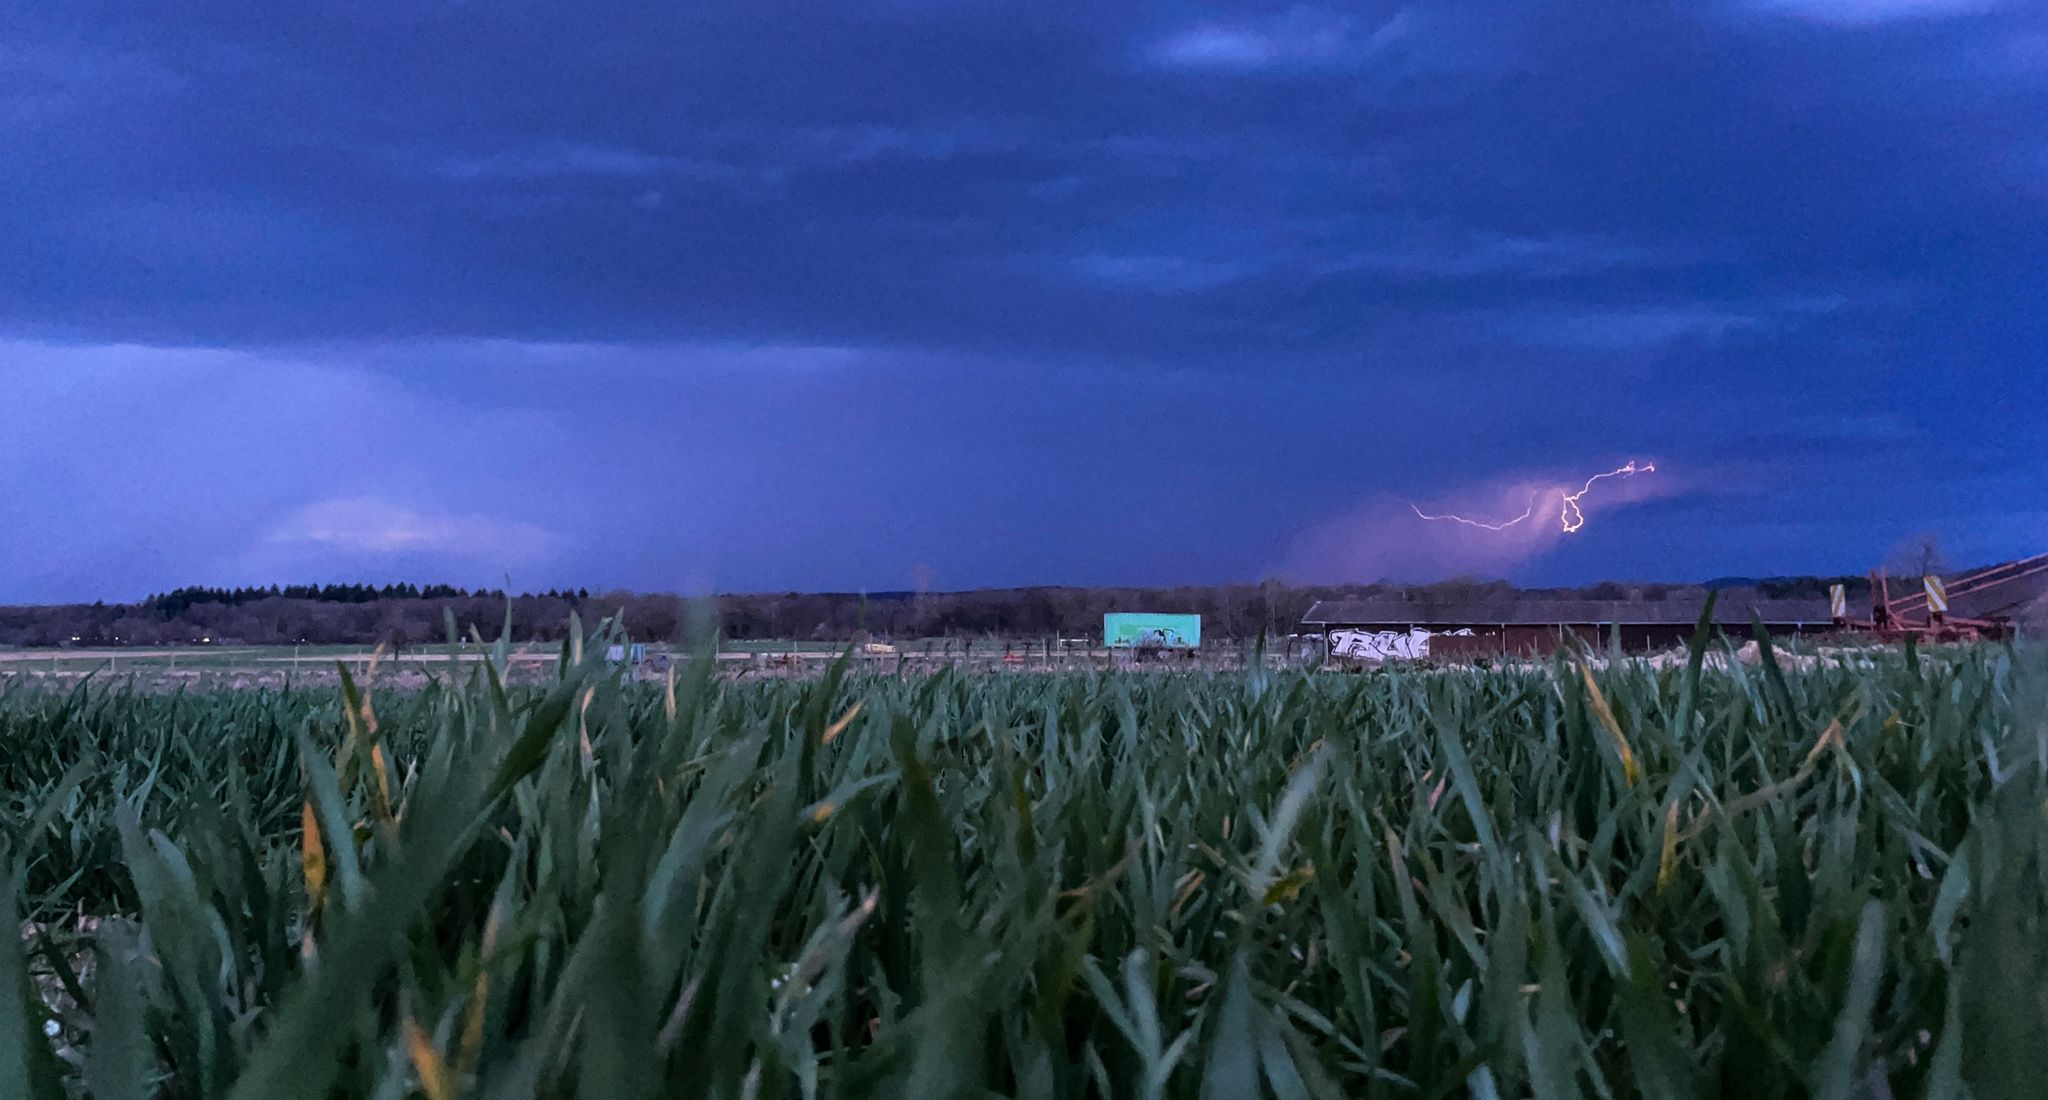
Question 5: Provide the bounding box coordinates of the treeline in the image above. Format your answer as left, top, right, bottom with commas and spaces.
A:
1710, 576, 1872, 600
144, 584, 592, 617
3, 591, 626, 649
0, 576, 1741, 648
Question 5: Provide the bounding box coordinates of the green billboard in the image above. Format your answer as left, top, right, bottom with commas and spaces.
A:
1104, 613, 1201, 650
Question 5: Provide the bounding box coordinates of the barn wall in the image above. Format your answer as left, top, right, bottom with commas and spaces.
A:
1327, 622, 1832, 661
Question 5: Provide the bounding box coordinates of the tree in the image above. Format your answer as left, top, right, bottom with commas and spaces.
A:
1887, 531, 1949, 578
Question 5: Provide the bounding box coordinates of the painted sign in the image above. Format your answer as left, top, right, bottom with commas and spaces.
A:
1924, 575, 1949, 614
1329, 627, 1474, 661
1104, 613, 1201, 650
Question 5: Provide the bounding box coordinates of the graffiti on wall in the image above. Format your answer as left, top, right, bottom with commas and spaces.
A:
1104, 613, 1201, 650
1329, 627, 1475, 661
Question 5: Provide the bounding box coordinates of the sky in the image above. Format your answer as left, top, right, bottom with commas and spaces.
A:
3, 0, 2044, 602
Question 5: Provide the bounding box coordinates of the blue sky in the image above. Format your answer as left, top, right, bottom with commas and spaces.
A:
3, 0, 2043, 601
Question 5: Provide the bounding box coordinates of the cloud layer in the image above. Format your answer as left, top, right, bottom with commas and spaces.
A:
1, 1, 2044, 596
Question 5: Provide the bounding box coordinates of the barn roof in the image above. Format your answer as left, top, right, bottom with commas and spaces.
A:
1301, 596, 1836, 627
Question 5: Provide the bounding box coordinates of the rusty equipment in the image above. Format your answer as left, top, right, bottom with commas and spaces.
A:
1832, 551, 2048, 642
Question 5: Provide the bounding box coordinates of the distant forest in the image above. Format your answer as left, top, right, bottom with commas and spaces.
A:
141, 584, 589, 617
0, 575, 1866, 648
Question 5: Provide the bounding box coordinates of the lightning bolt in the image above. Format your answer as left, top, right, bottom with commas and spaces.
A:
1409, 498, 1539, 531
1409, 461, 1658, 534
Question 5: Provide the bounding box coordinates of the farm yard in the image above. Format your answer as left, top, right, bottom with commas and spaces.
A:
3, 617, 2044, 1098
0, 635, 1319, 692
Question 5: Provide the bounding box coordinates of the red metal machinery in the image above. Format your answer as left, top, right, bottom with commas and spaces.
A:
1831, 551, 2048, 642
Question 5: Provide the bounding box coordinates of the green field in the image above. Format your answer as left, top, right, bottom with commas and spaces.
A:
0, 636, 1255, 690
0, 643, 382, 671
2, 622, 2043, 1097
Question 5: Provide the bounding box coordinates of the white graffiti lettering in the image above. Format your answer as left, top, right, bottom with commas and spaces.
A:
1329, 628, 1473, 661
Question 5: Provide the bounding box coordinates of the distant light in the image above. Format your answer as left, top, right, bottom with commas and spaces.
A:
202, 637, 211, 643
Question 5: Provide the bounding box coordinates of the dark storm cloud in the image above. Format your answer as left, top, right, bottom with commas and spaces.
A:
2, 1, 2043, 598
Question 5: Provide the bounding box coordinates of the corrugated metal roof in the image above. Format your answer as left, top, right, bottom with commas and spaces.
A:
1301, 596, 1836, 627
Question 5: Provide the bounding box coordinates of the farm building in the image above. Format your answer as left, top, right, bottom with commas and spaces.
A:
1301, 595, 1836, 660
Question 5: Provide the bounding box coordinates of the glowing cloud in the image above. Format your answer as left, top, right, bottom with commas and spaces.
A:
1410, 461, 1657, 534
263, 496, 560, 561
1282, 461, 1672, 583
